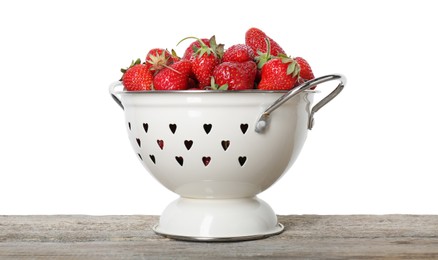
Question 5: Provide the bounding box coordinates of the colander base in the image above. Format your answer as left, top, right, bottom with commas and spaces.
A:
152, 197, 284, 242
153, 223, 284, 242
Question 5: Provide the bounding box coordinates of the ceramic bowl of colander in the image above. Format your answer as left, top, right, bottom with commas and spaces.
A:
109, 74, 346, 241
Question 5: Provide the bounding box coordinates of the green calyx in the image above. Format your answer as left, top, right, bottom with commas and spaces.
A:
207, 76, 228, 90
278, 54, 300, 78
120, 58, 142, 80
207, 35, 224, 59
146, 50, 171, 71
171, 49, 180, 60
120, 58, 141, 74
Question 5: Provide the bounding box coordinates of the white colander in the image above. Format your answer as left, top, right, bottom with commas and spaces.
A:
109, 74, 346, 241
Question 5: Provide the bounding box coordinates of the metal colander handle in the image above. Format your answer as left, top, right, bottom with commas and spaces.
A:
109, 81, 124, 110
255, 74, 346, 133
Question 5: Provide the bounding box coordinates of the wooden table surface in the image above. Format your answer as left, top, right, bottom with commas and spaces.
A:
1, 215, 438, 259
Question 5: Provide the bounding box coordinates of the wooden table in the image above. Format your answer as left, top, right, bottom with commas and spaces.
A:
1, 215, 438, 259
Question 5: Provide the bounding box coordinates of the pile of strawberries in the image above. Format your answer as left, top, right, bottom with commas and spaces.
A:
121, 27, 315, 91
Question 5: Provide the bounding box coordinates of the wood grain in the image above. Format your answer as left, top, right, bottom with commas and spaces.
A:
1, 215, 438, 259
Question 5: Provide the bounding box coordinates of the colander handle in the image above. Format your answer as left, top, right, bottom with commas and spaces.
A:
255, 74, 346, 133
109, 81, 124, 110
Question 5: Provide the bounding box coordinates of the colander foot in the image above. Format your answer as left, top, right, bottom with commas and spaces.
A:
152, 197, 284, 242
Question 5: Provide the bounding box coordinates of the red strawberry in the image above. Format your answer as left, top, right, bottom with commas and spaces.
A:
257, 56, 300, 90
245, 27, 286, 57
121, 59, 154, 91
294, 57, 316, 88
145, 48, 173, 73
185, 36, 223, 88
213, 61, 257, 90
240, 60, 257, 86
193, 53, 220, 88
222, 44, 255, 63
153, 60, 192, 90
180, 38, 210, 60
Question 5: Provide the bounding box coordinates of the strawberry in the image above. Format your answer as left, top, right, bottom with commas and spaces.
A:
222, 44, 255, 63
213, 61, 257, 90
180, 38, 210, 60
294, 57, 316, 88
153, 60, 192, 90
257, 56, 300, 90
193, 53, 220, 88
145, 48, 173, 73
240, 60, 257, 87
245, 27, 286, 57
181, 36, 223, 88
121, 59, 154, 91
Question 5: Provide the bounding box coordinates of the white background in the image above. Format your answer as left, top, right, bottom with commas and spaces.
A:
1, 0, 437, 215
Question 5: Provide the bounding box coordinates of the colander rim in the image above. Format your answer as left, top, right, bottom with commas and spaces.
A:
114, 89, 318, 94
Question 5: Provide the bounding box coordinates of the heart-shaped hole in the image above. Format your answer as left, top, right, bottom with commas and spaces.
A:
143, 123, 149, 133
238, 156, 247, 166
203, 124, 212, 134
169, 124, 177, 134
240, 124, 249, 134
157, 140, 164, 150
202, 156, 211, 166
136, 138, 141, 147
184, 140, 193, 150
175, 156, 184, 166
221, 140, 230, 151
149, 155, 156, 164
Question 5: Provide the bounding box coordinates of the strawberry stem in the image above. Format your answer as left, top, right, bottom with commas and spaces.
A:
265, 37, 271, 56
177, 36, 203, 47
163, 64, 182, 74
255, 38, 272, 69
